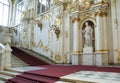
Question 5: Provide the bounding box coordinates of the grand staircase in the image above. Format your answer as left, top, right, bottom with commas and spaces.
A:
11, 55, 28, 67
0, 46, 56, 83
11, 46, 55, 66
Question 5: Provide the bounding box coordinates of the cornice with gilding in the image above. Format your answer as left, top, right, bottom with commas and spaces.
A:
70, 1, 109, 18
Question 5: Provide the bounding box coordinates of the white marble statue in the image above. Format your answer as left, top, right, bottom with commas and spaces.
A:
0, 43, 5, 51
82, 22, 93, 47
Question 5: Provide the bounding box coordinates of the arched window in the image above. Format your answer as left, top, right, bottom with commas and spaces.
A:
0, 0, 9, 26
37, 0, 51, 15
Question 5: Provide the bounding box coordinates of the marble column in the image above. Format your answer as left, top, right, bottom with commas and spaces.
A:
72, 14, 82, 65
9, 0, 17, 26
95, 11, 108, 66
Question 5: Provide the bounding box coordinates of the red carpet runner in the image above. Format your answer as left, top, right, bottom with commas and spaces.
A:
7, 65, 120, 83
11, 46, 49, 66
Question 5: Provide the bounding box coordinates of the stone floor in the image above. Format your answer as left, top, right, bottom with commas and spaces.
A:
0, 66, 120, 83
60, 71, 120, 83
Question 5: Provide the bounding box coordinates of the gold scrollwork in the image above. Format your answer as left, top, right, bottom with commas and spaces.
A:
55, 54, 61, 62
72, 17, 80, 23
37, 20, 42, 31
63, 51, 68, 63
95, 11, 107, 17
50, 50, 54, 59
36, 39, 49, 52
50, 25, 61, 40
54, 27, 60, 39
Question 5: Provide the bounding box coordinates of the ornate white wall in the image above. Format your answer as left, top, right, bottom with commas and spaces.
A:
12, 0, 120, 65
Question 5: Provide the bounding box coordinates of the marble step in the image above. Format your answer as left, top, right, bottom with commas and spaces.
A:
0, 80, 5, 83
0, 74, 13, 81
11, 55, 28, 67
0, 70, 20, 77
55, 81, 71, 83
5, 68, 23, 73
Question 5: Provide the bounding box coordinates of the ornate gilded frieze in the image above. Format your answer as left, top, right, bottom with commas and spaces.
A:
70, 0, 109, 18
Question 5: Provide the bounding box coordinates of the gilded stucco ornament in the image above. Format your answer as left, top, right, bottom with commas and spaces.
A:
35, 39, 49, 52
55, 54, 61, 62
50, 50, 54, 59
80, 0, 91, 9
70, 0, 80, 12
50, 25, 60, 40
37, 20, 42, 31
63, 51, 68, 63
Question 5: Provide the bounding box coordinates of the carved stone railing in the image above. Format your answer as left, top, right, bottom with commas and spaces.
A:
0, 43, 12, 71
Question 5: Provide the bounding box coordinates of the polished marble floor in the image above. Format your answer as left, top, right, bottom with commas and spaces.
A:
61, 71, 120, 83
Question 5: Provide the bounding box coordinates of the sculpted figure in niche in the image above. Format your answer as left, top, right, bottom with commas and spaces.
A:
82, 21, 93, 47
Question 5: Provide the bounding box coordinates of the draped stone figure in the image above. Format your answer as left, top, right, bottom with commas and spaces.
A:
82, 21, 93, 47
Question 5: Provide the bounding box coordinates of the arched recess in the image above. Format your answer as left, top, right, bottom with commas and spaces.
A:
80, 19, 96, 52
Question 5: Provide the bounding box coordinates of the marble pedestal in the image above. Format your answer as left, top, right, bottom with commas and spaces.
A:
72, 53, 82, 65
82, 47, 93, 65
95, 52, 108, 66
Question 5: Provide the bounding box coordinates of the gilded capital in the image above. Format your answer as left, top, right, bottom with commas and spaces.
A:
71, 14, 80, 23
95, 11, 107, 17
72, 17, 80, 23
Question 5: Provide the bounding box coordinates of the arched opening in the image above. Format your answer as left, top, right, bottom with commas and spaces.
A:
81, 20, 95, 52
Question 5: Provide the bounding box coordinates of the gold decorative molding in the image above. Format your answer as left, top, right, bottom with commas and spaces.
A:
72, 51, 81, 55
37, 20, 42, 31
95, 50, 109, 53
80, 0, 91, 9
63, 51, 68, 63
72, 15, 80, 23
35, 39, 49, 52
95, 11, 107, 17
70, 0, 80, 12
50, 25, 61, 40
63, 2, 68, 10
54, 27, 60, 39
55, 54, 61, 62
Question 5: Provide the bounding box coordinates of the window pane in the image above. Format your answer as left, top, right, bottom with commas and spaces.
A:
42, 0, 46, 12
15, 1, 24, 25
3, 5, 9, 26
0, 4, 3, 25
0, 0, 9, 5
37, 0, 51, 15
46, 0, 51, 10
